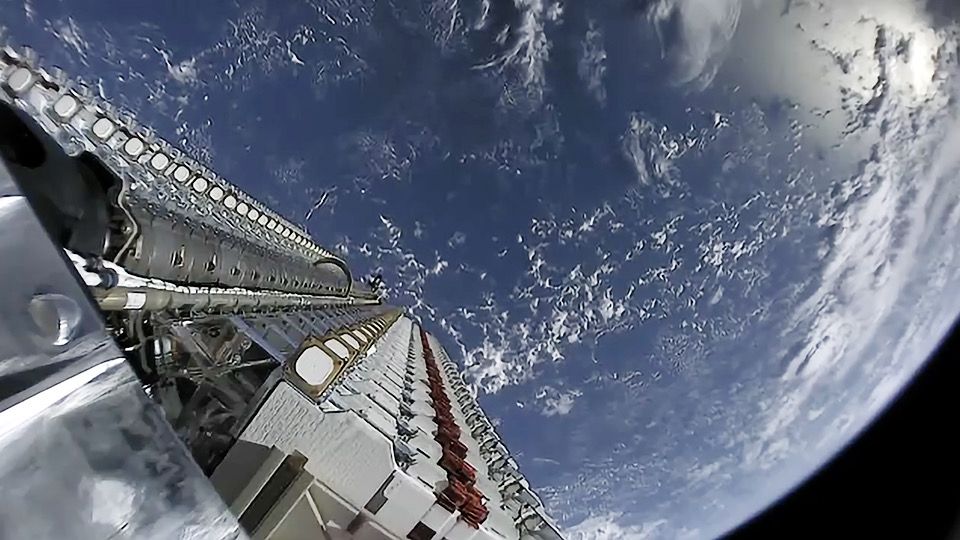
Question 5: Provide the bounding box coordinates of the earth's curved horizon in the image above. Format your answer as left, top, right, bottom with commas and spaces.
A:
3, 0, 960, 538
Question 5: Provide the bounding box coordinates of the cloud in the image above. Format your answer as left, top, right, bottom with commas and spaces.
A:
566, 513, 689, 540
475, 0, 492, 30
451, 169, 731, 393
285, 40, 306, 66
578, 20, 608, 105
338, 215, 447, 312
448, 231, 467, 248
463, 338, 516, 393
503, 10, 960, 539
643, 0, 742, 89
346, 124, 439, 184
473, 0, 564, 104
427, 253, 449, 276
165, 54, 200, 85
744, 19, 960, 478
537, 386, 583, 417
620, 113, 703, 196
47, 17, 90, 66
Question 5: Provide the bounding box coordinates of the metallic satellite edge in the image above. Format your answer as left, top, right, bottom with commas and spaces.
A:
0, 46, 562, 540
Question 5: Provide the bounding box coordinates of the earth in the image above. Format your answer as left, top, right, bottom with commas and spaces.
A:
4, 1, 960, 538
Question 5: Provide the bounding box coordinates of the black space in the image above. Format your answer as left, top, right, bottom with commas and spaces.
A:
726, 316, 960, 539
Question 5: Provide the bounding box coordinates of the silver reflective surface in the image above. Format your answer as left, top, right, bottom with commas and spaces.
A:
0, 159, 244, 539
27, 293, 83, 347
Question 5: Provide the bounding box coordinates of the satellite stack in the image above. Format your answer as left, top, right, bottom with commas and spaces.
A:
0, 47, 561, 540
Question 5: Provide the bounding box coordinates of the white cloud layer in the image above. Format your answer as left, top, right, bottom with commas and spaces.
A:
645, 0, 743, 89
578, 20, 608, 105
567, 513, 699, 540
